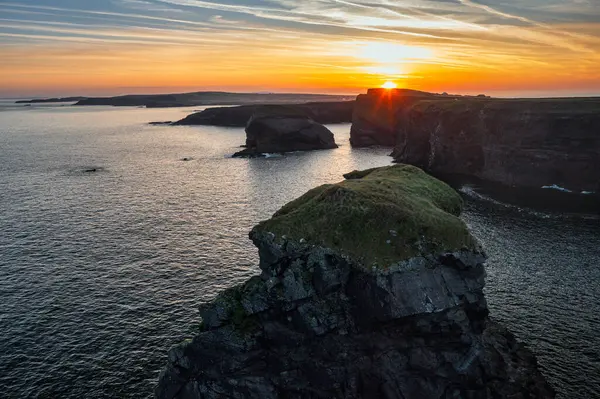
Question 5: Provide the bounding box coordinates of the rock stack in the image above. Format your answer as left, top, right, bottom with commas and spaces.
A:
156, 165, 554, 399
233, 105, 338, 157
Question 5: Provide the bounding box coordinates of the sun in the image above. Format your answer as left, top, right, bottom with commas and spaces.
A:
382, 81, 397, 89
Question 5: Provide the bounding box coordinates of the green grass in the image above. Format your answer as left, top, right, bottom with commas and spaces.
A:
253, 164, 477, 268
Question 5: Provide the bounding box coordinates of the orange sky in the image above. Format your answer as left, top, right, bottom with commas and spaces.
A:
1, 1, 599, 97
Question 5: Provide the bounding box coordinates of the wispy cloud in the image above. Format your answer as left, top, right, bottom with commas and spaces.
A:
0, 0, 598, 96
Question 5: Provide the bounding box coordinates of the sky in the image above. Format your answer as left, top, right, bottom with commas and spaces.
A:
0, 0, 599, 97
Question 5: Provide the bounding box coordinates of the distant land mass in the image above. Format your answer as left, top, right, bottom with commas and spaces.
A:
169, 89, 483, 127
173, 101, 355, 126
16, 92, 353, 108
16, 97, 87, 104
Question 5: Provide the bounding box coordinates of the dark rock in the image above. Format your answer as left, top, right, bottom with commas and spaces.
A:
155, 165, 554, 399
350, 89, 450, 147
176, 105, 257, 127
149, 121, 173, 126
391, 97, 600, 193
350, 88, 600, 193
174, 101, 355, 126
232, 106, 338, 157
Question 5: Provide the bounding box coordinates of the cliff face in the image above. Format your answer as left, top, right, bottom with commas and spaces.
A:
392, 98, 600, 192
351, 89, 600, 192
349, 89, 447, 147
175, 101, 354, 126
156, 165, 554, 399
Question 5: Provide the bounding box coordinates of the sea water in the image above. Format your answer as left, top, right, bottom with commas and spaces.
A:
0, 102, 598, 398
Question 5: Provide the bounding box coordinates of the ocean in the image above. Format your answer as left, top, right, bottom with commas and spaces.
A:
0, 102, 598, 398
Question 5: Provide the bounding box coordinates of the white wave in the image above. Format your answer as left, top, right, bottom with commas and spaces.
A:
541, 184, 572, 193
459, 185, 552, 219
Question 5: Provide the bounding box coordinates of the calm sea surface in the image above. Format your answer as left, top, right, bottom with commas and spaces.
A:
1, 102, 598, 398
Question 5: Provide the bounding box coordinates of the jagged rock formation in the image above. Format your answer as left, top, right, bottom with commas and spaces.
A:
232, 106, 338, 157
391, 98, 600, 193
174, 101, 354, 126
156, 165, 554, 399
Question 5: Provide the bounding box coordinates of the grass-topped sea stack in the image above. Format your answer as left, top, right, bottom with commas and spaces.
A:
156, 165, 554, 399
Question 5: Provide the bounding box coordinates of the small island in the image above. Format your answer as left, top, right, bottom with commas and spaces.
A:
232, 105, 338, 157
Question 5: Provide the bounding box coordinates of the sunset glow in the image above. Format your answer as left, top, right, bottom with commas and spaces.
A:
382, 81, 397, 89
1, 1, 599, 97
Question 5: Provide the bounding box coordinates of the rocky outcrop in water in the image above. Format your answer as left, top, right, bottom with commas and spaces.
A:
232, 106, 338, 157
391, 98, 600, 193
174, 101, 354, 126
156, 165, 554, 399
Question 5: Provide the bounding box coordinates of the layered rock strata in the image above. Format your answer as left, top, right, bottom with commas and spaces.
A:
156, 165, 554, 399
392, 98, 600, 193
350, 88, 600, 192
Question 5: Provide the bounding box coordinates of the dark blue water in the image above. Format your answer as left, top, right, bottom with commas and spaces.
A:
0, 103, 598, 398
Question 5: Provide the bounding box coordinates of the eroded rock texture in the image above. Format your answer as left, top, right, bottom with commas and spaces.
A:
392, 98, 600, 192
156, 165, 554, 399
350, 88, 600, 192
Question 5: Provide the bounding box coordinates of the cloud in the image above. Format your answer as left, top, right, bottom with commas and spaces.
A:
0, 0, 598, 95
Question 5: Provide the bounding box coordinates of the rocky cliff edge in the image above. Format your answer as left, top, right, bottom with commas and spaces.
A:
156, 165, 554, 399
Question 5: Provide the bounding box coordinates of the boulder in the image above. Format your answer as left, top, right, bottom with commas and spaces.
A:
155, 165, 554, 399
233, 106, 338, 157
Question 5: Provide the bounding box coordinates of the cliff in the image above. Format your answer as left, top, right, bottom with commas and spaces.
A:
174, 101, 355, 126
232, 105, 338, 157
351, 89, 600, 193
155, 165, 554, 399
392, 98, 600, 193
350, 89, 451, 147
